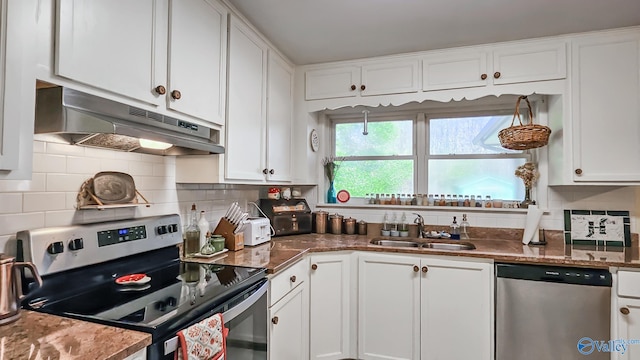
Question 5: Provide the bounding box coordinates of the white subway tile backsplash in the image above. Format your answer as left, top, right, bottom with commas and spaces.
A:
33, 141, 46, 154
0, 212, 45, 235
128, 162, 154, 176
153, 163, 170, 177
32, 153, 67, 174
0, 173, 46, 193
45, 210, 80, 227
100, 158, 130, 172
46, 142, 85, 156
23, 192, 67, 212
83, 146, 118, 159
46, 174, 88, 192
81, 209, 116, 223
66, 156, 102, 175
0, 194, 22, 214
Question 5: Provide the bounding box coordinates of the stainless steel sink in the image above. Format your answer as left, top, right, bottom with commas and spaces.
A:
370, 239, 421, 247
422, 242, 476, 251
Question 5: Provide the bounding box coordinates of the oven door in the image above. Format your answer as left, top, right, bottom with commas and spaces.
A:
161, 279, 268, 359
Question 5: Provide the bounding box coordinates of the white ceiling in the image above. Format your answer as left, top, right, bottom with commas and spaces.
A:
226, 0, 640, 65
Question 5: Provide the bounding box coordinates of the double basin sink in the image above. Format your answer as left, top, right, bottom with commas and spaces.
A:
370, 238, 476, 251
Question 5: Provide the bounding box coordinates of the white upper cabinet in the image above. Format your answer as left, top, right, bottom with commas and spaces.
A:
0, 0, 36, 179
226, 15, 293, 183
305, 59, 419, 100
422, 40, 566, 92
266, 51, 294, 182
569, 30, 640, 183
56, 0, 160, 104
226, 15, 267, 181
422, 50, 489, 91
492, 41, 566, 85
167, 0, 227, 126
305, 66, 360, 100
54, 0, 227, 127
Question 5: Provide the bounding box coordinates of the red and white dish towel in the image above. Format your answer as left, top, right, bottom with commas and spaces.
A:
175, 313, 228, 360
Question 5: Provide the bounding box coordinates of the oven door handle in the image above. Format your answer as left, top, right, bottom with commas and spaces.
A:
163, 280, 269, 356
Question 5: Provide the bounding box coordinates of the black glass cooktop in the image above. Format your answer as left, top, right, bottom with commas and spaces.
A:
22, 247, 265, 337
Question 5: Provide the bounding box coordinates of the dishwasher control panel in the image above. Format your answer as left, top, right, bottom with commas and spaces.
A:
497, 263, 612, 287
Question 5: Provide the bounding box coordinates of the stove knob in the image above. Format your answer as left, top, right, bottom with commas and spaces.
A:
155, 300, 167, 312
167, 297, 177, 307
47, 241, 64, 255
168, 224, 179, 233
157, 225, 168, 235
68, 238, 84, 251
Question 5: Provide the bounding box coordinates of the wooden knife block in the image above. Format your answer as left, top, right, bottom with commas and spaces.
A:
213, 218, 244, 251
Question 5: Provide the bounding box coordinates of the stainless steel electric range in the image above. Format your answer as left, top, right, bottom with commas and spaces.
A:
16, 215, 268, 360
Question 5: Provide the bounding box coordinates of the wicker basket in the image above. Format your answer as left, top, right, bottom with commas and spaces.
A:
498, 96, 551, 150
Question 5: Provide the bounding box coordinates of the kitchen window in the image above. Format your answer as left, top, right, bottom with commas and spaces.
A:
331, 107, 530, 201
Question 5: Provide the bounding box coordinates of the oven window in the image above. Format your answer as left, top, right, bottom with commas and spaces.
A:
225, 286, 268, 359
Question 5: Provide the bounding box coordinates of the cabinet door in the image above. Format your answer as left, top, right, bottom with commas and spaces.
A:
492, 41, 566, 84
0, 0, 36, 177
616, 298, 640, 360
56, 0, 161, 104
571, 32, 640, 182
167, 0, 227, 126
305, 66, 360, 100
226, 16, 267, 181
266, 51, 293, 182
420, 258, 493, 360
309, 254, 352, 360
358, 254, 420, 360
269, 283, 309, 360
361, 59, 420, 96
422, 51, 488, 91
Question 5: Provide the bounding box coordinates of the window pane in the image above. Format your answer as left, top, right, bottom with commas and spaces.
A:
429, 116, 524, 155
428, 158, 526, 200
335, 120, 413, 157
334, 160, 414, 197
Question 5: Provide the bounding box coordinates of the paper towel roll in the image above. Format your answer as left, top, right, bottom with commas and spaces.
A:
522, 205, 543, 245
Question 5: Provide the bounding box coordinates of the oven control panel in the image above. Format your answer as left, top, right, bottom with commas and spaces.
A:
17, 214, 182, 276
98, 225, 147, 247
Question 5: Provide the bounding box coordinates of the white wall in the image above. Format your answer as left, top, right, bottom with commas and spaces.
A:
0, 139, 259, 256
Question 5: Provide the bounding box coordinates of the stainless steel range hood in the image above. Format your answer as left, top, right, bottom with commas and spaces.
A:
34, 87, 225, 155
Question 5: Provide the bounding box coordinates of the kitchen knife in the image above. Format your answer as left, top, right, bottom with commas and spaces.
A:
223, 204, 233, 220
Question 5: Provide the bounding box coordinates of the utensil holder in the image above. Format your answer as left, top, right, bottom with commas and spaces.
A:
213, 218, 244, 251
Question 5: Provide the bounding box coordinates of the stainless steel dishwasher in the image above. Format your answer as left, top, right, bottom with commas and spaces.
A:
496, 263, 612, 360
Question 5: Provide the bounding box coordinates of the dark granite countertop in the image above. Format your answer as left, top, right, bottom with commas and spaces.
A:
0, 310, 151, 360
187, 232, 640, 273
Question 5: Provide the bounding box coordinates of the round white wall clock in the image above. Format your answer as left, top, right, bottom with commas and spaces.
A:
310, 129, 319, 152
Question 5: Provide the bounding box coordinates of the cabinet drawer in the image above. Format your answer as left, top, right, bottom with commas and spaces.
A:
270, 258, 309, 306
618, 270, 640, 298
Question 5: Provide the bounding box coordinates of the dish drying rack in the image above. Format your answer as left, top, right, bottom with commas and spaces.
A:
76, 177, 151, 210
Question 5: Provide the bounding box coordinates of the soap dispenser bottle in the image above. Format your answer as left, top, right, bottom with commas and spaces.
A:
460, 214, 470, 240
450, 216, 460, 240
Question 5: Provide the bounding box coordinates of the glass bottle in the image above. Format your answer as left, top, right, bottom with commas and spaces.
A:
390, 194, 397, 205
375, 193, 381, 204
470, 195, 476, 207
433, 194, 440, 206
475, 195, 483, 207
183, 204, 200, 258
484, 195, 492, 208
382, 212, 389, 231
411, 194, 418, 206
400, 212, 408, 232
396, 194, 402, 205
458, 194, 464, 207
439, 194, 446, 206
463, 195, 470, 207
450, 216, 460, 240
460, 214, 470, 240
428, 194, 434, 206
451, 194, 458, 206
197, 210, 209, 249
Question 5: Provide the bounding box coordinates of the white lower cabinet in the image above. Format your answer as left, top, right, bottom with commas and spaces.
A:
357, 253, 493, 360
309, 253, 356, 360
614, 269, 640, 360
268, 259, 309, 360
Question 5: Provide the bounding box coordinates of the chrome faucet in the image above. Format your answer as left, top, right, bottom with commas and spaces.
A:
413, 213, 424, 238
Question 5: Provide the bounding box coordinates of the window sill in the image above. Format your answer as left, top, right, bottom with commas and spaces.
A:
316, 203, 548, 214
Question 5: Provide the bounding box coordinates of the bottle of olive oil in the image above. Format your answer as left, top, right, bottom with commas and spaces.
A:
183, 204, 200, 258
